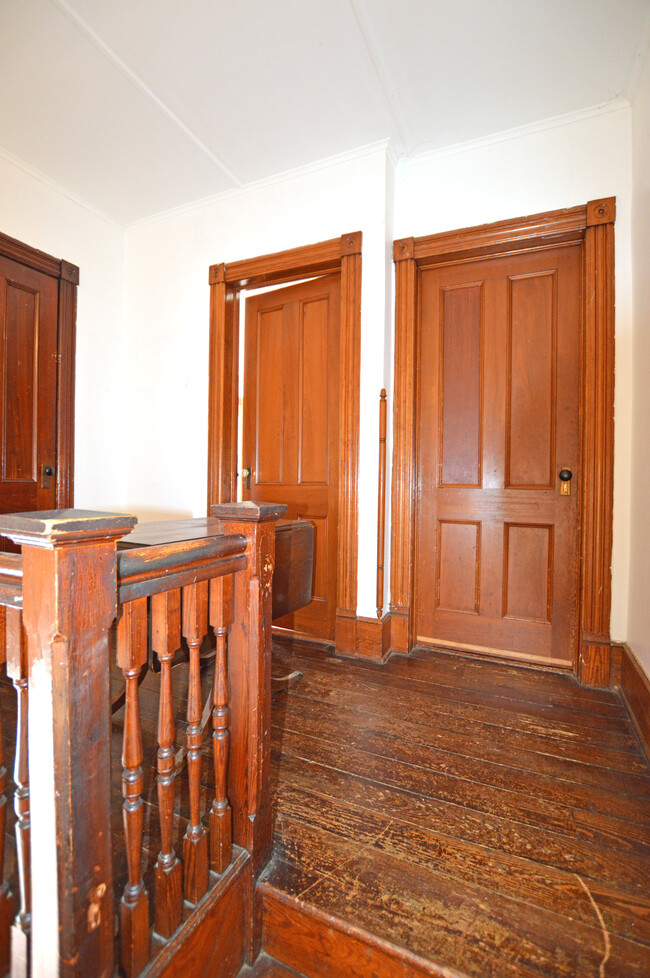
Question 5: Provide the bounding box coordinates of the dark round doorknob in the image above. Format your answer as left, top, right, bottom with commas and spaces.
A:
559, 468, 572, 482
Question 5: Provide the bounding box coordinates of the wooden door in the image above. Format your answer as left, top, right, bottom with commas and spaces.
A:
0, 253, 60, 526
416, 245, 581, 666
243, 275, 340, 640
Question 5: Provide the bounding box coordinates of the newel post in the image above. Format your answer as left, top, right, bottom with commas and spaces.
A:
0, 510, 137, 978
211, 502, 286, 875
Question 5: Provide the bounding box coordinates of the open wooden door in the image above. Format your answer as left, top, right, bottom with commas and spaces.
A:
0, 232, 77, 535
242, 275, 341, 640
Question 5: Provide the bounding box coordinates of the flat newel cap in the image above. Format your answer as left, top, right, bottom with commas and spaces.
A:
0, 509, 138, 548
211, 501, 287, 523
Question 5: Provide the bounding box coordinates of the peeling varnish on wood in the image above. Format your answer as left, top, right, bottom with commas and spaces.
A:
575, 873, 611, 977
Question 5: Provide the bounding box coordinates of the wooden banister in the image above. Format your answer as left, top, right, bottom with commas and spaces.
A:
212, 501, 287, 965
0, 503, 286, 978
0, 509, 137, 978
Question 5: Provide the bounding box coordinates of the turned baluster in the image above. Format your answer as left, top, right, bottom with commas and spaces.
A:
116, 597, 150, 978
5, 606, 30, 978
151, 589, 183, 938
0, 608, 12, 977
209, 576, 233, 874
182, 581, 209, 903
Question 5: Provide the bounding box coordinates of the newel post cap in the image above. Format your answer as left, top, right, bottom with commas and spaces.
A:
211, 501, 287, 524
0, 509, 138, 549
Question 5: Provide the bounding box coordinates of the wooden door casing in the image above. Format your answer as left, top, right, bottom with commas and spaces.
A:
391, 199, 616, 685
243, 275, 340, 640
208, 232, 362, 656
416, 246, 580, 665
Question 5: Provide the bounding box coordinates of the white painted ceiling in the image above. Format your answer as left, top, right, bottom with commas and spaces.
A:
2, 0, 649, 225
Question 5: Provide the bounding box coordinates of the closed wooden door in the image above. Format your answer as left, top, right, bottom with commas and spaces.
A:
0, 254, 59, 525
243, 275, 340, 640
416, 245, 581, 665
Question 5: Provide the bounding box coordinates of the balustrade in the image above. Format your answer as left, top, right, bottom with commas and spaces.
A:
0, 501, 285, 978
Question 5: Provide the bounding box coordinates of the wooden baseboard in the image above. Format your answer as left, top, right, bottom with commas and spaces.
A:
260, 884, 460, 978
388, 607, 410, 655
143, 850, 248, 978
576, 635, 612, 688
334, 611, 391, 662
616, 642, 650, 762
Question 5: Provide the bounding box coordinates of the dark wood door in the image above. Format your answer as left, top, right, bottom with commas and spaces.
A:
0, 254, 60, 527
243, 275, 340, 640
416, 245, 581, 666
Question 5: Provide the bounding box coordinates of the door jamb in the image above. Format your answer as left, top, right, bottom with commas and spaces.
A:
207, 232, 362, 650
390, 199, 616, 686
0, 230, 78, 508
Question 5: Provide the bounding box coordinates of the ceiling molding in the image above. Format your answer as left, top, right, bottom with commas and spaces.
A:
50, 0, 243, 188
125, 138, 395, 231
0, 144, 123, 229
348, 0, 410, 152
403, 97, 631, 167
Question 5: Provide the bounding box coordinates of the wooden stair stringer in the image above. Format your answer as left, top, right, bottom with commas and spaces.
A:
258, 882, 466, 978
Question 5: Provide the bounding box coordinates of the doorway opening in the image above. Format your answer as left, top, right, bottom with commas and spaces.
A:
207, 233, 362, 646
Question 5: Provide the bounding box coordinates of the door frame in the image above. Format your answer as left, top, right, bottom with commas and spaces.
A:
0, 230, 78, 508
390, 199, 616, 687
207, 232, 362, 649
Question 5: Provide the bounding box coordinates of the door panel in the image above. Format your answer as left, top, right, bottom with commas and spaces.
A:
0, 255, 59, 529
243, 275, 340, 640
416, 246, 580, 665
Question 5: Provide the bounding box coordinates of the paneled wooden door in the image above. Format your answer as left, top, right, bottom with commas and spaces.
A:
416, 244, 581, 665
242, 274, 340, 640
0, 253, 60, 524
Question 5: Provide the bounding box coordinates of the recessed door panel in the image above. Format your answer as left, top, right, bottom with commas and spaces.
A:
507, 272, 556, 488
436, 521, 480, 614
503, 524, 553, 622
440, 284, 483, 487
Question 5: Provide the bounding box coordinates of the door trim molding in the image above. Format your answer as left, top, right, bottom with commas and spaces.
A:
0, 230, 78, 508
208, 233, 362, 648
390, 200, 616, 684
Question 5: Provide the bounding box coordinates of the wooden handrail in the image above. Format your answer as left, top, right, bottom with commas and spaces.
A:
117, 534, 247, 601
0, 554, 22, 578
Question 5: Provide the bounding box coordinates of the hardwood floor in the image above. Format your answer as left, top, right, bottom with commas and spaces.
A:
261, 639, 650, 978
2, 641, 649, 977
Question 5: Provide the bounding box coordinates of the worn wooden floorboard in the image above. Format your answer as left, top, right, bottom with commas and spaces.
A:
275, 697, 650, 828
264, 643, 650, 978
3, 642, 650, 978
273, 647, 640, 752
273, 648, 650, 775
275, 639, 625, 717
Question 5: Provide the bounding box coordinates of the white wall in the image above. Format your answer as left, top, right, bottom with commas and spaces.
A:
394, 107, 634, 642
3, 109, 636, 638
629, 52, 650, 676
0, 153, 126, 511
123, 144, 393, 616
